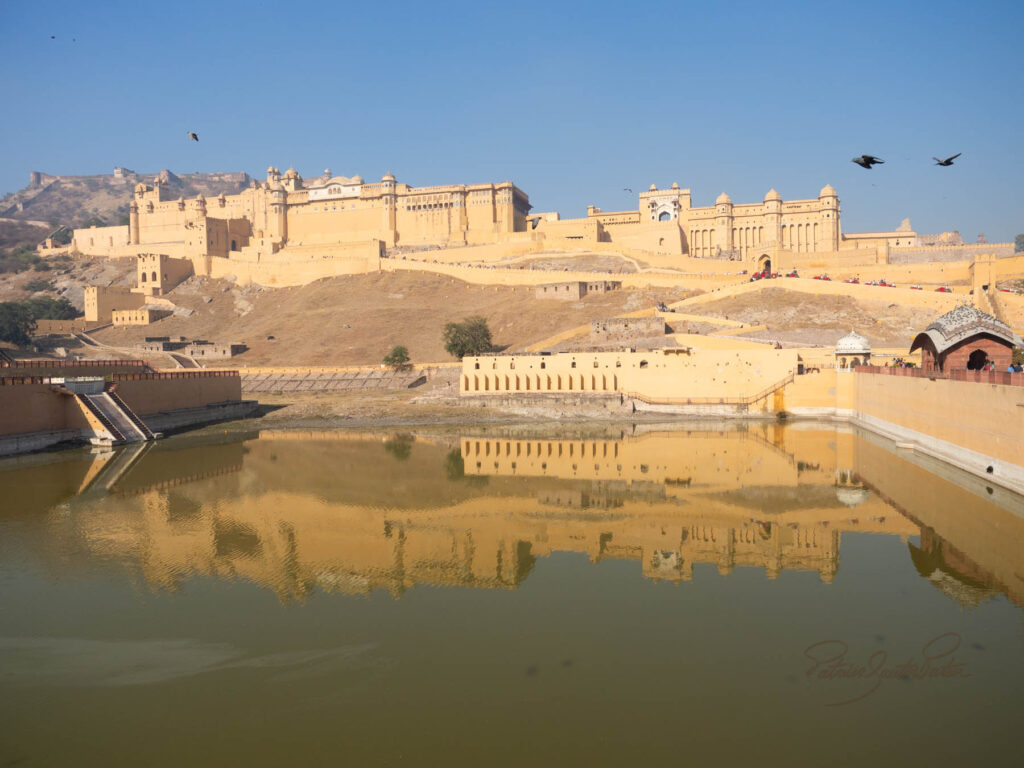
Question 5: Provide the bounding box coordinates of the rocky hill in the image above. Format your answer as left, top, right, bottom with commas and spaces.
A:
0, 168, 252, 229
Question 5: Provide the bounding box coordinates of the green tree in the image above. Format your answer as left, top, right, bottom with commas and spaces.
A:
1015, 234, 1024, 253
383, 345, 411, 371
23, 297, 79, 321
0, 302, 34, 346
443, 316, 492, 359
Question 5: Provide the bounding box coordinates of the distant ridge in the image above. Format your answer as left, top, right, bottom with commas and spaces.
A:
0, 168, 253, 227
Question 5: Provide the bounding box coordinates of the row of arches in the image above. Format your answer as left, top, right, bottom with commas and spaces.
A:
462, 440, 620, 460
781, 222, 818, 253
690, 229, 715, 258
731, 226, 764, 255
464, 373, 619, 393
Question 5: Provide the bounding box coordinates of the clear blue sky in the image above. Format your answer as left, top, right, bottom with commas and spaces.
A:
1, 0, 1021, 240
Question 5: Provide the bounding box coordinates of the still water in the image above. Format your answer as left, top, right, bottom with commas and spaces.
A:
1, 423, 1023, 766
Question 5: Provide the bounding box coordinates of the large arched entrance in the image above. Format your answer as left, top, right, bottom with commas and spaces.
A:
758, 254, 771, 274
966, 349, 989, 370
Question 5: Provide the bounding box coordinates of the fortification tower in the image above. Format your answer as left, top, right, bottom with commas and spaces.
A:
714, 192, 733, 254
818, 184, 839, 250
380, 172, 397, 245
763, 189, 782, 245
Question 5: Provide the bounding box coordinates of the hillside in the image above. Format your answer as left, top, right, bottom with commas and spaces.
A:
692, 287, 941, 347
88, 271, 694, 367
0, 168, 251, 228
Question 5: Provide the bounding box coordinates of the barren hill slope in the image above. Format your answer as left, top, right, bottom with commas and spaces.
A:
1, 169, 251, 227
693, 287, 941, 347
91, 272, 694, 367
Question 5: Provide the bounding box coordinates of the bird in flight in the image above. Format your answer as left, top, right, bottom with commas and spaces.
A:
933, 153, 961, 166
851, 155, 884, 169
50, 35, 55, 39
623, 187, 633, 194
186, 131, 199, 142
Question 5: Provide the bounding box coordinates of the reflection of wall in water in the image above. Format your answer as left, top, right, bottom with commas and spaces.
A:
460, 432, 800, 488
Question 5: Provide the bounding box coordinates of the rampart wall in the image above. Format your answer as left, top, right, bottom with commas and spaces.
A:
112, 371, 241, 415
887, 243, 1014, 263
850, 369, 1024, 493
0, 359, 150, 377
0, 378, 88, 436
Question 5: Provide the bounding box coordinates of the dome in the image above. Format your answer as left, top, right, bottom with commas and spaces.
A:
671, 182, 679, 189
323, 168, 332, 178
352, 175, 364, 184
382, 172, 395, 182
284, 166, 299, 179
715, 191, 732, 205
764, 188, 781, 202
266, 166, 276, 175
835, 487, 869, 507
819, 183, 837, 198
911, 304, 1023, 356
836, 330, 871, 354
649, 184, 657, 191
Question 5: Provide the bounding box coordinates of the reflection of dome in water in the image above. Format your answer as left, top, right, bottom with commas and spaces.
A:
835, 487, 869, 507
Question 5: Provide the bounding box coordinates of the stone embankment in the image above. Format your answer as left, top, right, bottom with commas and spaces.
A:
239, 365, 459, 394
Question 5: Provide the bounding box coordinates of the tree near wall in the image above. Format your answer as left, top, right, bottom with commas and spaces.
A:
383, 345, 411, 371
0, 303, 35, 346
443, 316, 492, 359
1015, 234, 1024, 253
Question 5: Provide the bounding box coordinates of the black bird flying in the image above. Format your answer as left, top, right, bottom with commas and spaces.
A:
933, 153, 961, 166
851, 155, 884, 169
186, 131, 199, 142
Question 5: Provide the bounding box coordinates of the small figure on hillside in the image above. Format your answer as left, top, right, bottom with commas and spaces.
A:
851, 155, 884, 169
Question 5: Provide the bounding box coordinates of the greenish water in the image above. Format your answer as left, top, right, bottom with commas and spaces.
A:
1, 424, 1022, 766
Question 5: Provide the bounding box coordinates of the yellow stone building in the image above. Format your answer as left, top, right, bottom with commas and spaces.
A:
121, 167, 531, 258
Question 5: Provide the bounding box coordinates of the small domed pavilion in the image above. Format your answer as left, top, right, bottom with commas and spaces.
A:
910, 305, 1022, 372
835, 330, 871, 370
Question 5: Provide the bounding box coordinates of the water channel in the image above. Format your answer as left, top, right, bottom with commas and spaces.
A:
2, 423, 1022, 766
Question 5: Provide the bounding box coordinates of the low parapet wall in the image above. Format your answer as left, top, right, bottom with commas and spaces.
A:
0, 359, 151, 377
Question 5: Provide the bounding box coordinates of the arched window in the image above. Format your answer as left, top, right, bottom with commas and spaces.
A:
141, 272, 147, 282
639, 360, 648, 369
152, 271, 157, 282
658, 211, 671, 222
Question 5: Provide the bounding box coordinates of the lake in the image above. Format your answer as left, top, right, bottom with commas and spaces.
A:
1, 422, 1022, 766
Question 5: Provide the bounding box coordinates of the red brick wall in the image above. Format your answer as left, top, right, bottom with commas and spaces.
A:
940, 336, 1014, 371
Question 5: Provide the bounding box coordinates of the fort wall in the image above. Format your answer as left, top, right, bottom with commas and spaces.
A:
461, 348, 797, 408
84, 285, 146, 322
112, 371, 242, 416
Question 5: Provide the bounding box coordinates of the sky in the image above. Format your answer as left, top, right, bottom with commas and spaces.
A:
1, 0, 1021, 241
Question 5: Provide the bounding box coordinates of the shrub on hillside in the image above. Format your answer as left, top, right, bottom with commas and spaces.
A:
24, 278, 53, 292
383, 345, 411, 371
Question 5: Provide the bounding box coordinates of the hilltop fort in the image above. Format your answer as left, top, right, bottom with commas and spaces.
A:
38, 166, 1012, 287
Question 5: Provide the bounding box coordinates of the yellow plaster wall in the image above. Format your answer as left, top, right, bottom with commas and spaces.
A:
113, 373, 242, 416
853, 373, 1024, 468
461, 347, 797, 403
84, 285, 145, 323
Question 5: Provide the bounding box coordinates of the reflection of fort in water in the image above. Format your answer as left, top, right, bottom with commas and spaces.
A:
14, 426, 1024, 609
